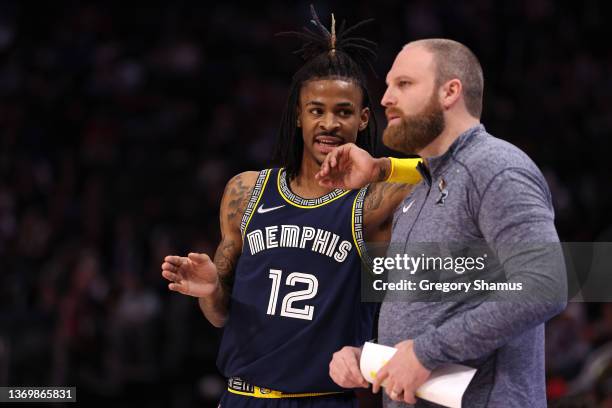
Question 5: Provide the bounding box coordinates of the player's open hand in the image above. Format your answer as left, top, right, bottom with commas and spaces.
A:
161, 253, 219, 298
315, 143, 377, 189
329, 346, 369, 389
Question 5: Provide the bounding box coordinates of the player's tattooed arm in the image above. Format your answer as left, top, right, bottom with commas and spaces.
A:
198, 171, 258, 327
214, 171, 257, 295
363, 182, 413, 242
374, 158, 391, 182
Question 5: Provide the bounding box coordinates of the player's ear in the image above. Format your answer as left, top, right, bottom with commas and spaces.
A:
359, 107, 370, 131
296, 106, 302, 128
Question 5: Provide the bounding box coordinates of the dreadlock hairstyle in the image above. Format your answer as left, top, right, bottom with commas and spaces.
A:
274, 5, 379, 180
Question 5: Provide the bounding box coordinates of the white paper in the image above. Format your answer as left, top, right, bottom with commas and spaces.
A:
360, 342, 398, 387
360, 342, 477, 408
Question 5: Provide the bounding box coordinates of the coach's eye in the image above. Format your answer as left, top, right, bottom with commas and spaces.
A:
398, 80, 410, 88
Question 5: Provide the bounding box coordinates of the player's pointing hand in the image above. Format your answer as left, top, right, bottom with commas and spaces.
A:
315, 143, 379, 189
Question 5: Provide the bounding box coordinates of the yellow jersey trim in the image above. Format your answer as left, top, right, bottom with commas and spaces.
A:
227, 386, 342, 399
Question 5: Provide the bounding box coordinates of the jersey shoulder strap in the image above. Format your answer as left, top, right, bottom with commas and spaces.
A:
351, 186, 371, 266
239, 169, 273, 238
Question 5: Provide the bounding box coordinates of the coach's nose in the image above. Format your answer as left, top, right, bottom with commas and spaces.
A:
381, 86, 397, 107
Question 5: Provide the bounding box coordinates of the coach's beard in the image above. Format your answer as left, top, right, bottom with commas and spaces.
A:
383, 92, 445, 155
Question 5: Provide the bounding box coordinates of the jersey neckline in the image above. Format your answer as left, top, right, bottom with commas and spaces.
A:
277, 168, 351, 209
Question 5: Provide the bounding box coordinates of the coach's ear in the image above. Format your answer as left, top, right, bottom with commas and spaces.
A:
440, 78, 462, 110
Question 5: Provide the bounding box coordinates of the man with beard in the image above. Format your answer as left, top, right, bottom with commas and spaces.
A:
318, 39, 567, 407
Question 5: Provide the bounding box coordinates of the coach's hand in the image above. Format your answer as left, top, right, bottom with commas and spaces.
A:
372, 340, 431, 404
161, 253, 219, 298
329, 346, 369, 389
315, 143, 383, 189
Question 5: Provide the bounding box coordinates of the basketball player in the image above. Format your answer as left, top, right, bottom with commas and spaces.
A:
161, 8, 421, 408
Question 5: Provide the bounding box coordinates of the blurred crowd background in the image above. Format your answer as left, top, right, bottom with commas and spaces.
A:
1, 1, 611, 407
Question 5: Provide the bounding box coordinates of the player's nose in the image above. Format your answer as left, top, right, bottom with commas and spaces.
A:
319, 113, 340, 131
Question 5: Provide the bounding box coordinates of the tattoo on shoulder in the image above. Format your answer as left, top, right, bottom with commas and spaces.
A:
224, 173, 256, 223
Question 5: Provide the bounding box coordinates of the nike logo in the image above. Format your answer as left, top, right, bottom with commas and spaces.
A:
257, 204, 286, 214
402, 200, 414, 213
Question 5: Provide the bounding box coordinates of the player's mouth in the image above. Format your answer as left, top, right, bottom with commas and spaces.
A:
314, 134, 344, 154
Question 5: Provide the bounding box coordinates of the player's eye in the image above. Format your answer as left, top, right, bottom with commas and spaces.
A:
310, 108, 323, 115
338, 109, 354, 117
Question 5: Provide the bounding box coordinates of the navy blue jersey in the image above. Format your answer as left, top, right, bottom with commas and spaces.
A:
217, 168, 375, 393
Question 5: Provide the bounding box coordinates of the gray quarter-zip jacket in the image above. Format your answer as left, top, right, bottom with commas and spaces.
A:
379, 124, 567, 407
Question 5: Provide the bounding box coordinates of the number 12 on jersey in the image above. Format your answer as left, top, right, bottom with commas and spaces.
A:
267, 269, 319, 321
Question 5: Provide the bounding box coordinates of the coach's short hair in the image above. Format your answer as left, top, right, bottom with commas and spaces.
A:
407, 39, 484, 118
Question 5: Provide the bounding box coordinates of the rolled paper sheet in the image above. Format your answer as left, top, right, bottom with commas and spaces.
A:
360, 342, 477, 408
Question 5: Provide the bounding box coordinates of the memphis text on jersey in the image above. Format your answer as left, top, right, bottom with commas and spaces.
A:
245, 224, 352, 263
